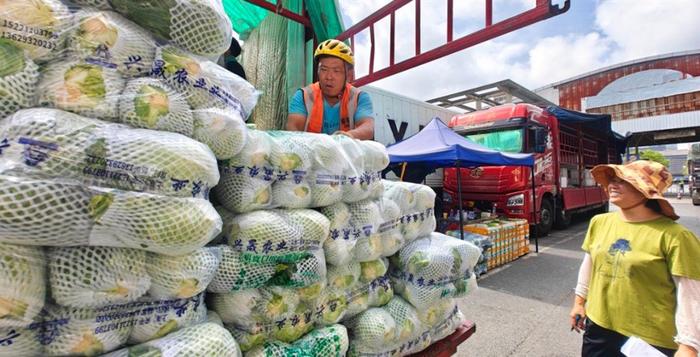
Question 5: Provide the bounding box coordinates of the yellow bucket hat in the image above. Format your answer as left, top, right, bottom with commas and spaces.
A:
591, 160, 679, 220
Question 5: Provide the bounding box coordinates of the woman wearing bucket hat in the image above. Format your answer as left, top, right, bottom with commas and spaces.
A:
569, 160, 700, 357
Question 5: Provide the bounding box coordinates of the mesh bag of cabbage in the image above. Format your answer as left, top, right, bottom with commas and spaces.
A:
0, 293, 209, 356
48, 246, 150, 309
394, 273, 478, 311
128, 294, 207, 344
0, 323, 44, 356
37, 58, 126, 120
105, 322, 241, 357
392, 232, 482, 282
207, 245, 278, 293
43, 304, 132, 356
0, 175, 222, 256
118, 77, 194, 135
216, 130, 387, 212
0, 244, 46, 328
226, 209, 329, 265
0, 0, 72, 62
146, 246, 221, 300
0, 39, 40, 119
343, 276, 394, 321
390, 233, 480, 310
344, 307, 398, 349
266, 249, 328, 289
225, 315, 315, 349
208, 287, 301, 332
347, 300, 466, 356
69, 0, 112, 10
68, 9, 157, 78
246, 324, 349, 357
109, 0, 232, 57
155, 45, 258, 117
0, 108, 220, 198
383, 296, 423, 343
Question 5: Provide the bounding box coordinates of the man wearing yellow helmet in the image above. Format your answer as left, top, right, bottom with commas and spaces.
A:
286, 39, 374, 140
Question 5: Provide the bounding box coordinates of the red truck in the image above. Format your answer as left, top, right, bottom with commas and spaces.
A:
442, 103, 623, 236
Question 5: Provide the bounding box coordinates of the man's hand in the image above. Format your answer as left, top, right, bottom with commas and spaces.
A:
675, 344, 698, 357
332, 130, 354, 138
570, 295, 586, 333
286, 114, 306, 131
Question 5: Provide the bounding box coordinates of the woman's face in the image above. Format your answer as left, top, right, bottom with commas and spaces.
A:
608, 176, 646, 209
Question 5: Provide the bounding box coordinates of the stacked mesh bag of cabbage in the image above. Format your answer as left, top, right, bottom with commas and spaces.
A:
207, 124, 389, 354
207, 181, 437, 353
446, 230, 493, 277
204, 206, 347, 355
344, 231, 482, 356
214, 131, 388, 213
0, 1, 257, 355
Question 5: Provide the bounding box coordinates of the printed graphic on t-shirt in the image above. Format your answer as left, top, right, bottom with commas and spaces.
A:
604, 238, 631, 280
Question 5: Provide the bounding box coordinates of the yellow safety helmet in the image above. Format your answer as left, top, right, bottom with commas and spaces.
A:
314, 39, 354, 66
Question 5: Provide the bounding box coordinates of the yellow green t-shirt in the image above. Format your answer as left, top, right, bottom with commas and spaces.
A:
582, 212, 700, 349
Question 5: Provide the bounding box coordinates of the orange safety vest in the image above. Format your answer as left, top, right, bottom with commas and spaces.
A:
301, 82, 361, 133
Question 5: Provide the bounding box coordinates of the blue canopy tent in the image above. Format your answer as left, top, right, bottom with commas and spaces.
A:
386, 118, 538, 248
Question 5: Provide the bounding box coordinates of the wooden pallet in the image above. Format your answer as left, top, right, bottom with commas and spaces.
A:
409, 321, 477, 357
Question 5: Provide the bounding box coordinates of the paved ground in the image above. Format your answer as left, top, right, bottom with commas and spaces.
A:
454, 198, 700, 356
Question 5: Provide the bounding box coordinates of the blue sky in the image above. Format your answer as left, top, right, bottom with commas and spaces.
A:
338, 0, 700, 101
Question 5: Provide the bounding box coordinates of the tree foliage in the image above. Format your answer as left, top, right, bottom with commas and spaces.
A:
639, 150, 670, 167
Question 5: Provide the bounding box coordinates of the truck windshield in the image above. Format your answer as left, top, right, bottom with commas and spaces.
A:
465, 128, 523, 153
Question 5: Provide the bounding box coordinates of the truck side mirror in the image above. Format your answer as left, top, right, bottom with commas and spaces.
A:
534, 127, 547, 153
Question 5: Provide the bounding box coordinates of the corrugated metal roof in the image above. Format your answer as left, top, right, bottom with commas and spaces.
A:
533, 49, 700, 91
612, 110, 700, 134
585, 70, 700, 108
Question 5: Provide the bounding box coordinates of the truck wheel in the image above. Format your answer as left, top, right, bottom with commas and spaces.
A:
536, 199, 554, 237
554, 208, 571, 229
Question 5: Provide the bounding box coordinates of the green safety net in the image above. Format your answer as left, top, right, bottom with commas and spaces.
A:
222, 0, 271, 41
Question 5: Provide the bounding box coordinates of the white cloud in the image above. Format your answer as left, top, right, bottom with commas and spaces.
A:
338, 0, 700, 102
595, 0, 700, 62
526, 32, 612, 86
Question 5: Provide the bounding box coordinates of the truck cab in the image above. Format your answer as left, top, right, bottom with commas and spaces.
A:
443, 103, 620, 236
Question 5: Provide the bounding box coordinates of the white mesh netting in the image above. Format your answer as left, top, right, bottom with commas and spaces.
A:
246, 324, 349, 357
0, 108, 220, 199
0, 244, 45, 328
48, 246, 150, 309
68, 9, 156, 78
391, 233, 481, 310
383, 180, 437, 241
215, 130, 388, 213
108, 0, 232, 57
0, 323, 44, 356
0, 175, 222, 255
226, 209, 329, 265
44, 304, 132, 356
0, 0, 72, 62
118, 77, 193, 135
346, 298, 466, 357
207, 245, 278, 293
106, 322, 241, 357
146, 246, 221, 300
0, 39, 39, 119
69, 0, 112, 10
191, 107, 247, 160
37, 59, 125, 121
128, 294, 207, 344
155, 46, 257, 117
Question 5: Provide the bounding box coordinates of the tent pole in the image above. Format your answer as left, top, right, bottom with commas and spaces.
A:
456, 162, 464, 240
531, 165, 538, 253
400, 162, 407, 181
